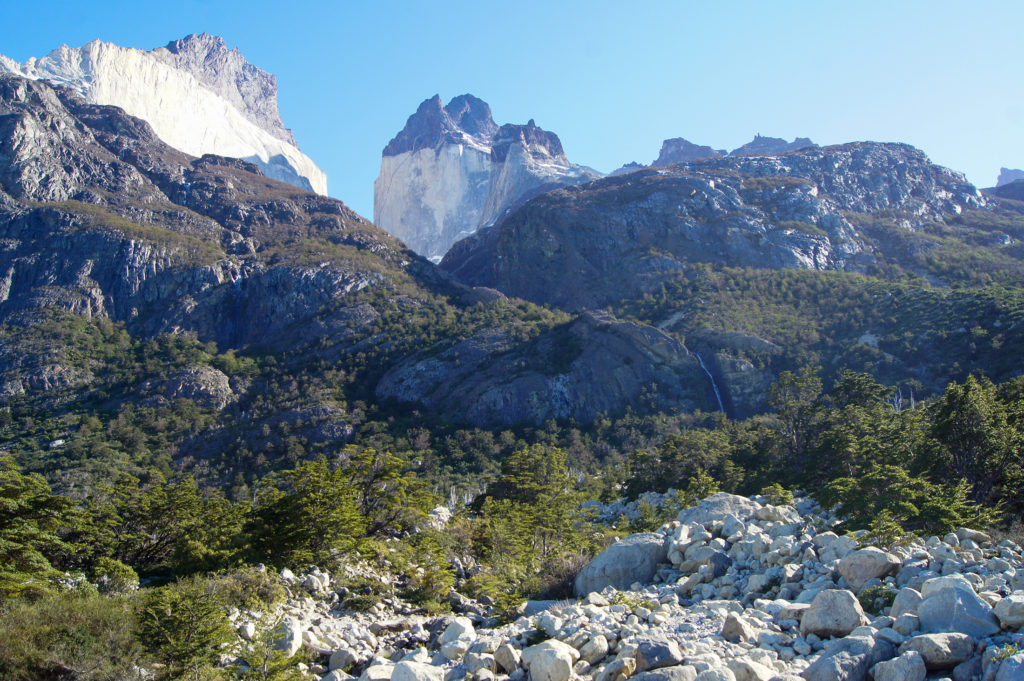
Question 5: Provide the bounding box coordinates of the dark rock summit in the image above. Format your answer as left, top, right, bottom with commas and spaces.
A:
444, 141, 981, 310
729, 133, 816, 156
652, 138, 725, 166
381, 94, 499, 157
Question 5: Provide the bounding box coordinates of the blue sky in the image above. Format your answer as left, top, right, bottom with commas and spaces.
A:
3, 0, 1022, 218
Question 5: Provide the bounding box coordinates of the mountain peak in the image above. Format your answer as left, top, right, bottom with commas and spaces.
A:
383, 93, 498, 157
0, 35, 326, 195
730, 134, 816, 156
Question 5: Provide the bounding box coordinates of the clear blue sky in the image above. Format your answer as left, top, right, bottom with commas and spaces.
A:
3, 0, 1022, 218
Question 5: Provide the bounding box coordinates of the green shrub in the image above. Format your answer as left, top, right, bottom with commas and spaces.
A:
90, 557, 139, 594
760, 483, 794, 507
208, 567, 286, 611
0, 589, 144, 681
138, 577, 233, 681
858, 583, 897, 616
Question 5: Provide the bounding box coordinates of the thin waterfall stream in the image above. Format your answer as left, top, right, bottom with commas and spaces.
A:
695, 352, 726, 413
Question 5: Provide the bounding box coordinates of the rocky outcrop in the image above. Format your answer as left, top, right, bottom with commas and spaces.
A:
729, 134, 816, 157
652, 139, 725, 166
997, 168, 1024, 187
0, 34, 327, 194
442, 141, 984, 311
374, 94, 599, 261
374, 310, 719, 427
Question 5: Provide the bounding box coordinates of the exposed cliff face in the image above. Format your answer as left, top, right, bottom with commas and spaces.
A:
377, 310, 718, 426
0, 73, 393, 348
441, 142, 984, 310
0, 35, 327, 194
374, 94, 600, 261
1, 73, 736, 428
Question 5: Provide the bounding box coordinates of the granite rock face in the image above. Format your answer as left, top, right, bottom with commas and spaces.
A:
375, 310, 720, 427
374, 94, 599, 260
442, 141, 983, 311
0, 34, 327, 194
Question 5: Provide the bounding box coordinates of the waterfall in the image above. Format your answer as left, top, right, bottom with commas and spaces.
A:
695, 352, 726, 413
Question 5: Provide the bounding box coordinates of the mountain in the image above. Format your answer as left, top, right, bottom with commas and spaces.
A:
729, 133, 817, 156
998, 167, 1024, 187
615, 134, 816, 177
373, 94, 601, 261
0, 34, 327, 194
442, 141, 982, 309
0, 72, 724, 461
652, 137, 726, 166
443, 141, 1024, 415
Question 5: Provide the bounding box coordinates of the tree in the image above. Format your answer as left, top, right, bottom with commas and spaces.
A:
139, 577, 233, 681
249, 457, 365, 567
929, 375, 1021, 502
766, 366, 823, 472
0, 457, 73, 599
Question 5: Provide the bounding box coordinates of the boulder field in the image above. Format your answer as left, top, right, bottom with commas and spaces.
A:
234, 493, 1024, 681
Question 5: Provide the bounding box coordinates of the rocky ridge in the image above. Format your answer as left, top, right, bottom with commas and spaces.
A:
374, 94, 600, 261
0, 73, 731, 429
233, 492, 1024, 681
441, 141, 984, 310
0, 34, 327, 194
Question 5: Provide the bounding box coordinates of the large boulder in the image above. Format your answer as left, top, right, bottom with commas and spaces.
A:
996, 653, 1024, 681
800, 589, 867, 638
522, 640, 579, 681
634, 640, 685, 673
677, 493, 762, 526
273, 617, 304, 658
918, 576, 1000, 638
574, 532, 668, 596
799, 636, 894, 681
838, 547, 901, 591
995, 594, 1024, 630
392, 661, 445, 681
898, 633, 974, 670
890, 587, 923, 618
870, 651, 926, 681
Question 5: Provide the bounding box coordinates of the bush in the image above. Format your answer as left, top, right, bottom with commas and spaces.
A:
858, 584, 897, 617
90, 557, 139, 594
760, 483, 794, 507
208, 566, 286, 611
138, 577, 233, 680
0, 589, 145, 681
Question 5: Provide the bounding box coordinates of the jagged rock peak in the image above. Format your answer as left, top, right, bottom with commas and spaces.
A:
652, 137, 726, 166
998, 167, 1024, 187
150, 33, 294, 145
730, 133, 817, 156
374, 93, 599, 260
0, 35, 327, 195
382, 94, 498, 156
